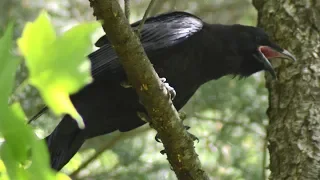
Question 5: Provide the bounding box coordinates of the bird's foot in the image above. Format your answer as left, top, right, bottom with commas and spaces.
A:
155, 133, 162, 143
160, 149, 166, 155
120, 81, 132, 88
160, 77, 176, 100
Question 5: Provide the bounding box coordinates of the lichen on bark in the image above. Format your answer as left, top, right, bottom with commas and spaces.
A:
253, 0, 320, 179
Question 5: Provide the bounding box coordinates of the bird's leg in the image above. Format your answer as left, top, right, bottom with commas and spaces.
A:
160, 77, 176, 100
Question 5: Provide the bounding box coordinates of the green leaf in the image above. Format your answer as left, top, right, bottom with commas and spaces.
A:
0, 24, 28, 165
0, 105, 30, 167
17, 11, 99, 128
0, 23, 20, 105
0, 143, 28, 180
0, 104, 71, 180
0, 160, 10, 180
0, 22, 71, 180
0, 23, 28, 180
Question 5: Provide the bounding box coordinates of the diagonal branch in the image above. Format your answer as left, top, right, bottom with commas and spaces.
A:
136, 0, 156, 35
124, 0, 130, 20
88, 0, 209, 179
70, 127, 150, 178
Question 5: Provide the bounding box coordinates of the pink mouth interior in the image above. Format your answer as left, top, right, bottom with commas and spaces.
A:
259, 46, 281, 59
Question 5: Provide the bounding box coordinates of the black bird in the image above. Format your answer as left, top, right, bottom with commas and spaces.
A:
33, 11, 296, 171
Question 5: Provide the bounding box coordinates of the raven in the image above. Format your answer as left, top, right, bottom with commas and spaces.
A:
33, 11, 296, 171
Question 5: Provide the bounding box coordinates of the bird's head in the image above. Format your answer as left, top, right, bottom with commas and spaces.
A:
229, 24, 296, 79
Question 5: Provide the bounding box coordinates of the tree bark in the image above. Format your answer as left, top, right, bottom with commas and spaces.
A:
253, 0, 320, 179
88, 0, 209, 179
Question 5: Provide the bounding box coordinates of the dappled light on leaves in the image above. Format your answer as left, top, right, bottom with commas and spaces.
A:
0, 23, 71, 180
17, 11, 99, 128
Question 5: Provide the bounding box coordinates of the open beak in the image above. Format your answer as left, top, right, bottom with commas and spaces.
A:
254, 46, 296, 79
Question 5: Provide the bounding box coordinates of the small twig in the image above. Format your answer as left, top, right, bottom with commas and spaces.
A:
27, 106, 48, 124
69, 127, 149, 178
79, 160, 165, 180
124, 0, 130, 21
149, 0, 164, 16
136, 0, 156, 36
70, 135, 123, 178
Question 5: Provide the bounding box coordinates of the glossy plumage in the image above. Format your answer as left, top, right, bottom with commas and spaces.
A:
36, 11, 295, 170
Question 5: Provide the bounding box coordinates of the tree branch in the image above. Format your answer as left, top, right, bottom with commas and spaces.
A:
136, 0, 156, 35
124, 0, 130, 20
88, 0, 209, 179
70, 127, 150, 178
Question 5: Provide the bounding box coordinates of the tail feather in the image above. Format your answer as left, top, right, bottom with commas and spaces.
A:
45, 116, 86, 171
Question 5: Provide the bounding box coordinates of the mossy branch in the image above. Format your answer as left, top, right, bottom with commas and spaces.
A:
88, 0, 209, 179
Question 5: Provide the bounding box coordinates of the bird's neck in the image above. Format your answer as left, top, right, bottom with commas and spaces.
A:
200, 23, 244, 81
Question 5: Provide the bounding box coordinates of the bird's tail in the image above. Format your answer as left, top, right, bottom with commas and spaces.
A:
45, 117, 86, 171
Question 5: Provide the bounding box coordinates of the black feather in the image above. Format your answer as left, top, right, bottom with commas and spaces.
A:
37, 11, 289, 171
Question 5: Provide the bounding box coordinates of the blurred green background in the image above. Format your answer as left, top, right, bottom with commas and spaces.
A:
2, 0, 269, 179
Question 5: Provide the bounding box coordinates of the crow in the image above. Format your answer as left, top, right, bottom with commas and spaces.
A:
31, 11, 296, 171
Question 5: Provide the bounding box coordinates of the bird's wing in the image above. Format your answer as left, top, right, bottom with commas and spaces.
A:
89, 11, 203, 79
28, 12, 203, 122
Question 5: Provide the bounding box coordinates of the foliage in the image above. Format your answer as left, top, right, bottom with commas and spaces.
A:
0, 10, 98, 179
17, 11, 99, 128
0, 1, 268, 180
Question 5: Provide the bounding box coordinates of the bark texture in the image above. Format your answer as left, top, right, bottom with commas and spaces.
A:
88, 0, 209, 179
253, 0, 320, 179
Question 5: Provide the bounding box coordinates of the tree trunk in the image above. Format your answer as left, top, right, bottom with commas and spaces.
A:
253, 0, 320, 179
